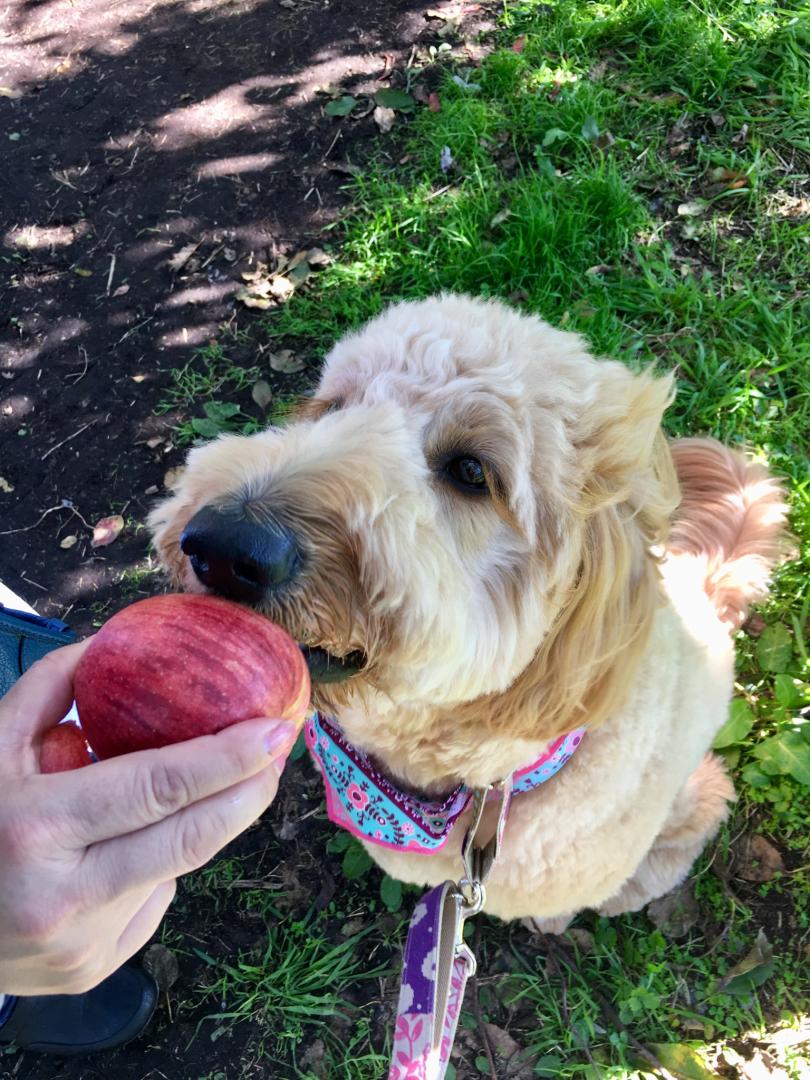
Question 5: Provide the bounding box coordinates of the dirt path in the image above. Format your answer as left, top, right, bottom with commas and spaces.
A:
0, 0, 444, 633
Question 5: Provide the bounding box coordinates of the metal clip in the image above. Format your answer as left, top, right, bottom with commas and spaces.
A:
460, 775, 513, 891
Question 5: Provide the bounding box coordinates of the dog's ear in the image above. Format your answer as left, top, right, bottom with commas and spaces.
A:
452, 364, 680, 744
574, 361, 677, 523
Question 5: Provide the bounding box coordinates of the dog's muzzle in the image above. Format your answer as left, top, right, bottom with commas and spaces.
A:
180, 504, 300, 604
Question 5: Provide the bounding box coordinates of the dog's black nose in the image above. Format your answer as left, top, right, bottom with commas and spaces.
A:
180, 505, 300, 604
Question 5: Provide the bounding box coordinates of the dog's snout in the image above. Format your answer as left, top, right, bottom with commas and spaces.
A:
180, 505, 300, 603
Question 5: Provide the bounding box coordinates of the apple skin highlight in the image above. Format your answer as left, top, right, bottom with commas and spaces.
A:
73, 593, 311, 761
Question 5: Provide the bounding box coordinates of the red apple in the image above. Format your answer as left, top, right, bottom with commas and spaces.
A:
40, 722, 94, 773
74, 594, 310, 760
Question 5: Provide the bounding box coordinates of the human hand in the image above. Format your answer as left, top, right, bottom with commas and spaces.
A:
0, 640, 297, 996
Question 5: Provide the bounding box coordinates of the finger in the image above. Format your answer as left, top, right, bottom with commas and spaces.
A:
86, 763, 281, 900
114, 880, 177, 967
44, 717, 299, 848
0, 640, 91, 770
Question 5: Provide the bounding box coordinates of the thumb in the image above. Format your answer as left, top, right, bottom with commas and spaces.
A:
0, 639, 91, 773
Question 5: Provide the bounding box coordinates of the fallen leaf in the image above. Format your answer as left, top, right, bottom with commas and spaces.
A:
677, 199, 709, 217
744, 614, 767, 638
0, 87, 23, 99
91, 515, 125, 549
428, 91, 441, 112
589, 59, 609, 82
315, 82, 343, 97
647, 880, 700, 939
440, 145, 454, 173
146, 435, 165, 449
581, 115, 601, 141
142, 943, 179, 991
163, 467, 183, 489
299, 1038, 326, 1073
647, 1042, 721, 1080
236, 288, 272, 310
167, 242, 199, 273
490, 208, 512, 228
306, 247, 332, 267
0, 476, 13, 493
325, 95, 357, 117
652, 92, 686, 106
564, 927, 595, 954
586, 263, 613, 275
710, 111, 726, 128
251, 379, 273, 409
718, 929, 776, 996
269, 349, 303, 374
733, 834, 784, 883
512, 35, 526, 53
112, 283, 130, 296
326, 160, 362, 177
288, 261, 310, 286
269, 276, 295, 302
373, 105, 395, 133
60, 535, 78, 549
374, 88, 415, 112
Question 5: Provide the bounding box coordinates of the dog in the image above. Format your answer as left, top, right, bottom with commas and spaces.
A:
149, 294, 787, 930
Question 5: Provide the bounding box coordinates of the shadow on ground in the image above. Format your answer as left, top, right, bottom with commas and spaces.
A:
0, 0, 466, 631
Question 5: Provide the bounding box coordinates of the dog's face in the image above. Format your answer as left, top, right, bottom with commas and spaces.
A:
150, 295, 678, 762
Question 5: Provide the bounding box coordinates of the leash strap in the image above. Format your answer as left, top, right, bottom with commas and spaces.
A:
388, 882, 475, 1080
389, 780, 513, 1079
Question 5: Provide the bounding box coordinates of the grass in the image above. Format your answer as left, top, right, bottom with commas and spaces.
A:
162, 0, 810, 1075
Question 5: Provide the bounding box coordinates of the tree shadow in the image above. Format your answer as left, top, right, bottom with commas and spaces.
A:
0, 0, 444, 627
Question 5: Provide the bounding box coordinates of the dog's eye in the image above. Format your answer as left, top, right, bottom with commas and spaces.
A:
444, 456, 488, 494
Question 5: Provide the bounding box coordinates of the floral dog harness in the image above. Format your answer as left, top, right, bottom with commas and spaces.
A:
305, 711, 585, 854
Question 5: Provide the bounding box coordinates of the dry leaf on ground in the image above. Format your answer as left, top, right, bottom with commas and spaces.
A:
733, 834, 784, 882
167, 242, 199, 274
142, 943, 180, 992
647, 879, 700, 939
269, 349, 303, 374
251, 380, 273, 409
306, 247, 332, 267
373, 105, 395, 133
91, 515, 125, 548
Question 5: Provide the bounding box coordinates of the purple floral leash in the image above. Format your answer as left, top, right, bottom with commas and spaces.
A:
388, 780, 512, 1080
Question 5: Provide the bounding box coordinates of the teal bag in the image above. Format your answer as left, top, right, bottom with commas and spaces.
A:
0, 604, 76, 697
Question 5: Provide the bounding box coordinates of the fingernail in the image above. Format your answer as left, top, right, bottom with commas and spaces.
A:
263, 720, 298, 761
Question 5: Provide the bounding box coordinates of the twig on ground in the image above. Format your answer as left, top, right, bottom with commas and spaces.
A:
65, 345, 90, 384
41, 419, 97, 460
472, 922, 499, 1080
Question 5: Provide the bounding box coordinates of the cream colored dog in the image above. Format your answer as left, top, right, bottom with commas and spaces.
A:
150, 294, 786, 930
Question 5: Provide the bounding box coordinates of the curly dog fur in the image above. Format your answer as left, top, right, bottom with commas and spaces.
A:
150, 294, 787, 925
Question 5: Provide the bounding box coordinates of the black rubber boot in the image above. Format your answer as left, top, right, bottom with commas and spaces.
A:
0, 964, 158, 1055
